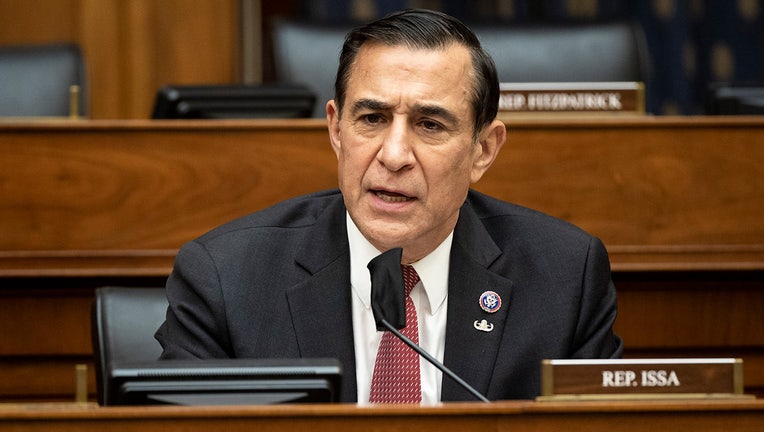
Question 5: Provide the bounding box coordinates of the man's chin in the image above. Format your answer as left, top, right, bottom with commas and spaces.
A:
357, 221, 414, 251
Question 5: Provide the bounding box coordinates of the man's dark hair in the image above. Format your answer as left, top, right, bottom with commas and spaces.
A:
334, 9, 500, 136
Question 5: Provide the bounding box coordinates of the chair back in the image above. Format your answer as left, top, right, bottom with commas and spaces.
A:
272, 21, 349, 118
271, 20, 649, 117
91, 287, 167, 405
0, 43, 87, 117
478, 22, 649, 83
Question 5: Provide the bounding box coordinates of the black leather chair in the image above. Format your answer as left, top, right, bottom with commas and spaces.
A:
271, 20, 649, 117
271, 21, 348, 118
91, 287, 167, 405
477, 22, 649, 83
0, 43, 87, 117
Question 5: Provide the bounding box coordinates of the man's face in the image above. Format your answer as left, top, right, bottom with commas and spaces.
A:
327, 41, 503, 263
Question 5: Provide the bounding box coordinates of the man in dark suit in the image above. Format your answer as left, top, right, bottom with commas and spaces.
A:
156, 9, 622, 404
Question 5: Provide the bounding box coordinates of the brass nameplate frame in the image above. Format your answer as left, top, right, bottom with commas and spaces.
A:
498, 82, 645, 115
539, 358, 747, 401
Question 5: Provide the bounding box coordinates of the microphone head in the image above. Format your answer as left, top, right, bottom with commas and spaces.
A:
367, 248, 406, 331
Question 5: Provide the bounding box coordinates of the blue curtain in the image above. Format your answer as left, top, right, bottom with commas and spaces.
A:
297, 0, 764, 114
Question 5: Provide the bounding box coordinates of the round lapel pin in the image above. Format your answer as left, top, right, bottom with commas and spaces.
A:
479, 290, 502, 313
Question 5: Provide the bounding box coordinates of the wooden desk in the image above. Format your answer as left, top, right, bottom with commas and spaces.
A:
1, 117, 762, 401
1, 400, 764, 432
1, 117, 762, 274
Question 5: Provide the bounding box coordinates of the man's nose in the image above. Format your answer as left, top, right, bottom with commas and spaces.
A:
377, 117, 415, 171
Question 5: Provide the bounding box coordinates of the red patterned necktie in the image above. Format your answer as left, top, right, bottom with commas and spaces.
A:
369, 264, 422, 404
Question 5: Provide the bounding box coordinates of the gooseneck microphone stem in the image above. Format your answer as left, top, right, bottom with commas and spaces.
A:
379, 318, 490, 403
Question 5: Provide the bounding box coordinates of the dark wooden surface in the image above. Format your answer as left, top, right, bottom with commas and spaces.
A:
1, 117, 763, 273
0, 117, 762, 401
1, 400, 764, 432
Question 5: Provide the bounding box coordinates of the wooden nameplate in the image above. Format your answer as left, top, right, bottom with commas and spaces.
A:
498, 82, 645, 116
539, 358, 750, 401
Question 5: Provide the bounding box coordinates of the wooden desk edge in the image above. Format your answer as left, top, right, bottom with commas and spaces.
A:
2, 399, 764, 419
2, 246, 763, 277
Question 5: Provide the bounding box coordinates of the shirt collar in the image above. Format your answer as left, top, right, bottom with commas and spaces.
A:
347, 212, 451, 315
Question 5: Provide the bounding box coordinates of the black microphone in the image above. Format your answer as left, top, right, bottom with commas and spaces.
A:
367, 248, 490, 403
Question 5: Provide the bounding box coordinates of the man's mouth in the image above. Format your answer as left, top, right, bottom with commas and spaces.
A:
374, 190, 413, 203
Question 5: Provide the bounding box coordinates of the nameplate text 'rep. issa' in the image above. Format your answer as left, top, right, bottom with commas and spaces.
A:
539, 358, 749, 401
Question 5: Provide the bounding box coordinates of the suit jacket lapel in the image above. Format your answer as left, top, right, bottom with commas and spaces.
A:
283, 196, 358, 402
441, 201, 514, 401
278, 194, 514, 402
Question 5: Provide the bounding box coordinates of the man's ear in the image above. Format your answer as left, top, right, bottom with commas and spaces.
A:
326, 100, 342, 158
470, 119, 506, 183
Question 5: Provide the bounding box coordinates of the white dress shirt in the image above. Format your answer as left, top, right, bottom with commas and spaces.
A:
347, 212, 451, 405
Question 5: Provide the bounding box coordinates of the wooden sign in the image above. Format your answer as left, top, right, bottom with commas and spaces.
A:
540, 358, 746, 400
498, 82, 645, 115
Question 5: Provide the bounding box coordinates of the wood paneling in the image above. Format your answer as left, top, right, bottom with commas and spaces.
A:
0, 120, 334, 257
613, 270, 764, 397
494, 117, 764, 250
0, 1, 80, 43
0, 288, 93, 356
614, 272, 764, 349
0, 117, 762, 401
4, 275, 761, 402
0, 0, 240, 119
0, 357, 95, 401
0, 117, 762, 271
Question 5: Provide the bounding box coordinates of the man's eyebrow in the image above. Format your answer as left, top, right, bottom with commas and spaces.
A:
349, 98, 392, 116
349, 99, 461, 126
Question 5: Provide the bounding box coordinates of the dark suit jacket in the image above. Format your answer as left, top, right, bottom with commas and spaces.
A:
156, 189, 622, 402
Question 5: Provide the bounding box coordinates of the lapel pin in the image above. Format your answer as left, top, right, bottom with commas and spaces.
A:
474, 319, 494, 332
479, 290, 502, 313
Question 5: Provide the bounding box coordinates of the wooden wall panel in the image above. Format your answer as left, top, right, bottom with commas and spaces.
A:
80, 0, 241, 119
615, 275, 764, 349
0, 289, 93, 356
0, 1, 80, 43
0, 117, 762, 401
0, 357, 95, 401
0, 0, 241, 119
1, 117, 761, 271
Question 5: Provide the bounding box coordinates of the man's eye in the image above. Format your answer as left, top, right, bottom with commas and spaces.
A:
421, 119, 443, 131
362, 113, 384, 124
